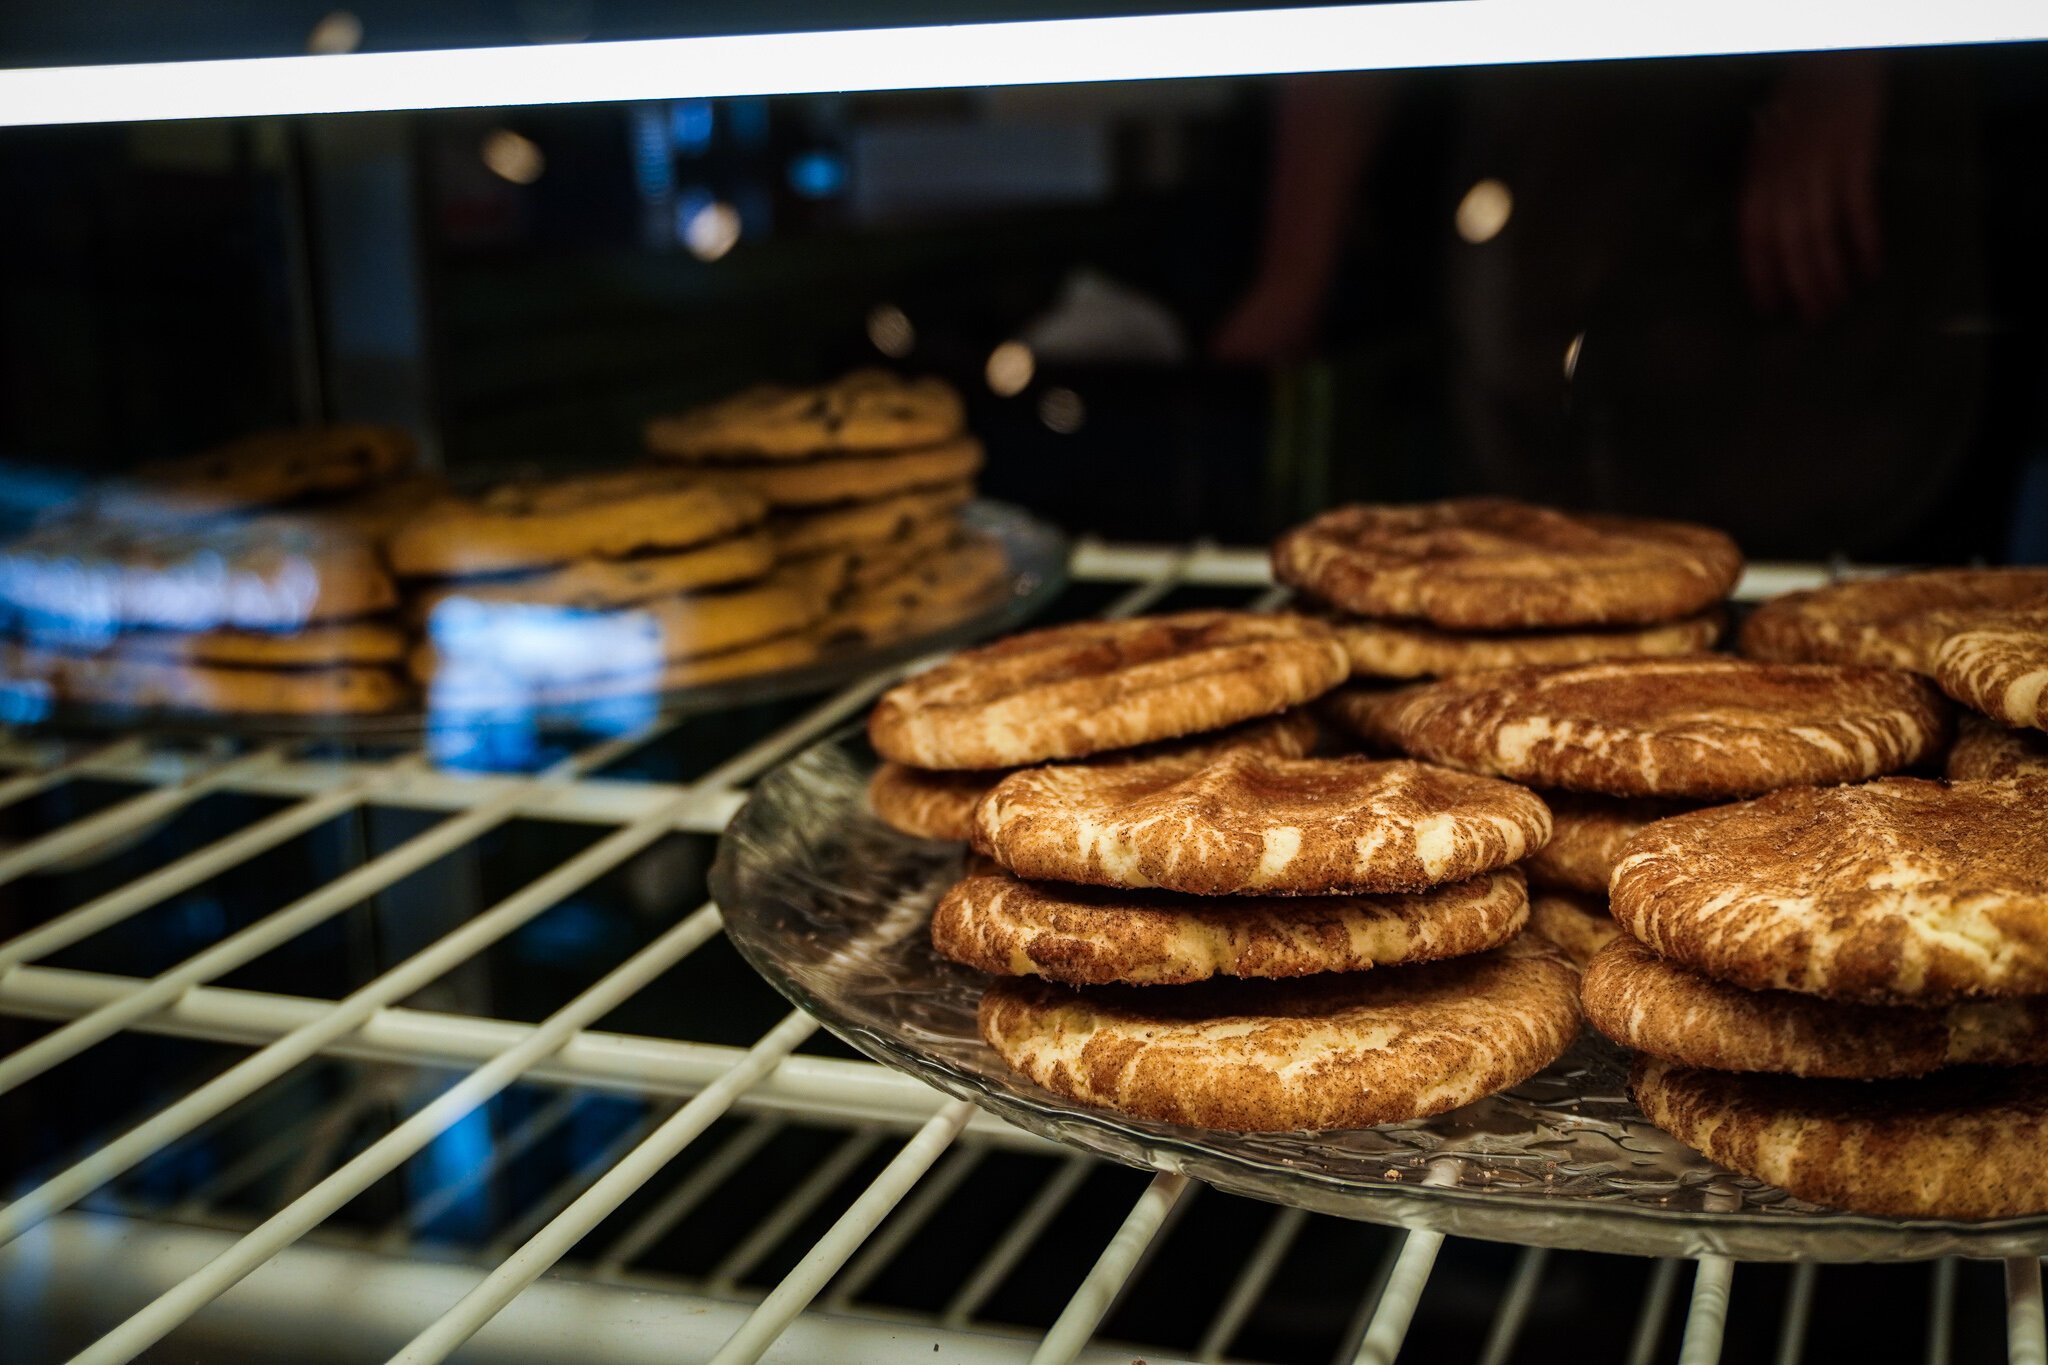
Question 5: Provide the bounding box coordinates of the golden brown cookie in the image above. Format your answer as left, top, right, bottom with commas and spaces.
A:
1322, 610, 1722, 679
935, 867, 1528, 986
1933, 611, 2048, 732
386, 471, 765, 578
1526, 890, 1622, 968
0, 515, 397, 631
979, 933, 1580, 1131
1630, 1054, 2048, 1219
1947, 712, 2048, 780
107, 621, 409, 669
93, 424, 415, 519
870, 611, 1349, 770
1523, 793, 1692, 895
646, 369, 965, 460
415, 567, 824, 685
712, 438, 982, 509
975, 753, 1551, 895
9, 646, 408, 716
1272, 499, 1742, 630
409, 532, 775, 620
1330, 658, 1949, 799
835, 511, 967, 591
770, 483, 973, 558
1610, 777, 2048, 1003
1586, 936, 2048, 1079
868, 709, 1321, 842
813, 531, 1009, 651
1739, 567, 2048, 671
424, 631, 819, 712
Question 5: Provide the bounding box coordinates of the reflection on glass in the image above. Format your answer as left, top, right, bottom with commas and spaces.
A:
985, 341, 1035, 397
1455, 177, 1513, 244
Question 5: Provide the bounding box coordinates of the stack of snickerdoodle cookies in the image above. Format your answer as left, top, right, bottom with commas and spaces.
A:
1539, 562, 2048, 1219
0, 425, 425, 716
1272, 498, 1742, 681
868, 610, 1582, 1133
647, 369, 1005, 651
1740, 565, 2048, 773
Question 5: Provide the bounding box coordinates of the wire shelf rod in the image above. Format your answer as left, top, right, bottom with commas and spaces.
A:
703, 1100, 977, 1365
385, 1009, 822, 1365
704, 1128, 887, 1292
1030, 1170, 1191, 1365
941, 1153, 1095, 1327
0, 785, 718, 1247
819, 1141, 984, 1312
592, 1116, 786, 1276
68, 901, 725, 1365
0, 742, 281, 888
1196, 1204, 1310, 1363
2010, 1257, 2046, 1365
1677, 1257, 1734, 1365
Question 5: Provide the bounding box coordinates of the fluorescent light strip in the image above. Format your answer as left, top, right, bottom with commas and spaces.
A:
0, 0, 2043, 127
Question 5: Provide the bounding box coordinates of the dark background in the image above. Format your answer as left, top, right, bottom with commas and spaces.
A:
1, 7, 2044, 559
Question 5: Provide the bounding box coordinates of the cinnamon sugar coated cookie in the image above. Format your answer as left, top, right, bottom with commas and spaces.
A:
1272, 499, 1742, 630
974, 753, 1551, 895
1739, 567, 2048, 671
1585, 937, 2048, 1079
868, 611, 1349, 769
1631, 1055, 2048, 1219
1933, 611, 2048, 732
980, 934, 1580, 1131
1323, 610, 1722, 679
1330, 658, 1949, 799
933, 867, 1528, 986
1947, 713, 2048, 780
866, 709, 1320, 842
1526, 890, 1622, 968
1523, 793, 1691, 894
1610, 778, 2048, 1002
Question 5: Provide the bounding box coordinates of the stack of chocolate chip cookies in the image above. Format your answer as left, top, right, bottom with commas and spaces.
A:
646, 369, 1005, 651
867, 610, 1583, 1133
0, 425, 423, 716
393, 468, 819, 710
1741, 565, 2048, 775
1271, 498, 1742, 680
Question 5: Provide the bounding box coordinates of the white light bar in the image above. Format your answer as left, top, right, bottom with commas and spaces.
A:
0, 0, 2043, 127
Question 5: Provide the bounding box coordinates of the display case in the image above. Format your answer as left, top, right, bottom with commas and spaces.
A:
2, 5, 2046, 1363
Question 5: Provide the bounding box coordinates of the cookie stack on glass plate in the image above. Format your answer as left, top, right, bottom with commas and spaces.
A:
1272, 498, 1741, 683
1275, 498, 1746, 956
645, 369, 1006, 651
1739, 566, 2048, 778
866, 610, 1582, 1134
1580, 775, 2048, 1219
0, 425, 423, 718
392, 468, 825, 711
1327, 655, 1952, 950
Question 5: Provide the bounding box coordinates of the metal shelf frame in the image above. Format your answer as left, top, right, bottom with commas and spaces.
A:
0, 538, 2039, 1365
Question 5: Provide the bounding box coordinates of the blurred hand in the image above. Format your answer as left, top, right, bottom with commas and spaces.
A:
1210, 276, 1323, 366
1740, 52, 1886, 323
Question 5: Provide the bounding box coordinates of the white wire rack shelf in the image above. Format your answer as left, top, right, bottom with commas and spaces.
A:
0, 538, 2038, 1365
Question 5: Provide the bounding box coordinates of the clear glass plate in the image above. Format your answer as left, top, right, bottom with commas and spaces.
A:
17, 501, 1067, 743
713, 731, 2048, 1263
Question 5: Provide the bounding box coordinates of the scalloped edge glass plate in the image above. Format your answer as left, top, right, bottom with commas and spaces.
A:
712, 731, 2048, 1263
8, 501, 1067, 743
